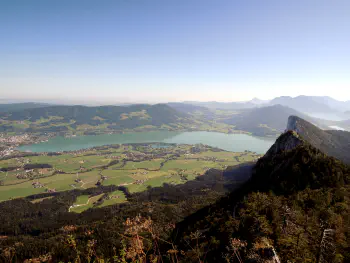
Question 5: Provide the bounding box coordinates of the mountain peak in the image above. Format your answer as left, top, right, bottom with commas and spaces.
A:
264, 130, 302, 158
265, 115, 327, 158
286, 115, 308, 133
249, 98, 270, 105
284, 116, 350, 164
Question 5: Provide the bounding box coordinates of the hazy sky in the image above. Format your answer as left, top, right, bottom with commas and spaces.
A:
1, 0, 350, 103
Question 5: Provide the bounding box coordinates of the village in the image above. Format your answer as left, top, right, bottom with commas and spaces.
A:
0, 132, 52, 157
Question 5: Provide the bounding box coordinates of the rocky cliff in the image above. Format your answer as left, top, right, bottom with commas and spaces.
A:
286, 115, 350, 164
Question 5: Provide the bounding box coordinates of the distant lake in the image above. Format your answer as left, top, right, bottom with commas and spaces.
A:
17, 131, 275, 154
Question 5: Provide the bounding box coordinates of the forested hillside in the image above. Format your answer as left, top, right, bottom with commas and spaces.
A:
0, 104, 191, 133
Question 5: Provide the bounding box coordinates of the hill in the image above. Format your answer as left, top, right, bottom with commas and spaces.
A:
223, 104, 321, 136
0, 104, 190, 133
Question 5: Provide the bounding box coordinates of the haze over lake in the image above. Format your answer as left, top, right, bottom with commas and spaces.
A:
18, 131, 275, 154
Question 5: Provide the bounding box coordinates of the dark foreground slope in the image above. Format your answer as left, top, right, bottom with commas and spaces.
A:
288, 115, 350, 164
0, 162, 254, 262
171, 121, 350, 262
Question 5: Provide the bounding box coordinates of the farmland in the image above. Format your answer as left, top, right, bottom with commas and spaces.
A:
0, 143, 261, 209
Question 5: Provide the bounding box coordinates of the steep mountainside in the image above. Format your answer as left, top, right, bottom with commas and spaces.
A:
287, 115, 350, 164
171, 118, 350, 262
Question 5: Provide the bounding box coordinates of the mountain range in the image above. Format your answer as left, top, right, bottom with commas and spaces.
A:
1, 101, 349, 136
183, 95, 350, 121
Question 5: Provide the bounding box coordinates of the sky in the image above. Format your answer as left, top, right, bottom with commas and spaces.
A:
1, 0, 350, 104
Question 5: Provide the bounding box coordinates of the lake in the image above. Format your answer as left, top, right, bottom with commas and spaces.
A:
17, 131, 275, 154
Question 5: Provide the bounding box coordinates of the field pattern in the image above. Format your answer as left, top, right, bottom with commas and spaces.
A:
0, 143, 261, 207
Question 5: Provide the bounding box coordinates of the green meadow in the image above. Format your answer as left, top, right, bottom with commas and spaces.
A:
0, 144, 261, 204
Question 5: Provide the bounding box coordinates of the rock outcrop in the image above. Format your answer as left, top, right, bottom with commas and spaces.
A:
286, 115, 350, 164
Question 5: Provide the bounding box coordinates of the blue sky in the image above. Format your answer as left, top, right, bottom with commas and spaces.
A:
1, 0, 350, 103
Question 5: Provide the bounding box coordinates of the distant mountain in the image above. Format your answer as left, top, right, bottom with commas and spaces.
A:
287, 115, 350, 164
270, 95, 337, 113
248, 97, 270, 105
183, 101, 259, 110
223, 104, 322, 136
166, 102, 210, 114
0, 103, 51, 113
268, 95, 350, 121
181, 96, 350, 116
310, 96, 350, 112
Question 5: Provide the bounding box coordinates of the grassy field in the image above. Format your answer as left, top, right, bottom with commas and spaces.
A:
69, 193, 105, 213
0, 143, 261, 204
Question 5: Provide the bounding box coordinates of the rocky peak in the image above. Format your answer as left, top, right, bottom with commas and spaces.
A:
268, 115, 350, 164
286, 115, 300, 133
264, 130, 302, 158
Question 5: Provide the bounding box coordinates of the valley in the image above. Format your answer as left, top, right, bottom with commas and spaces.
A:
0, 143, 261, 203
1, 98, 350, 263
1, 115, 350, 262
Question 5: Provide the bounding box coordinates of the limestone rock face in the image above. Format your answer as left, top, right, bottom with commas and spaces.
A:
286, 116, 300, 132
271, 115, 350, 164
264, 131, 302, 158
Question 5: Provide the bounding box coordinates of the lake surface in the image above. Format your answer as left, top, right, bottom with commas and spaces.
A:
18, 131, 275, 154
